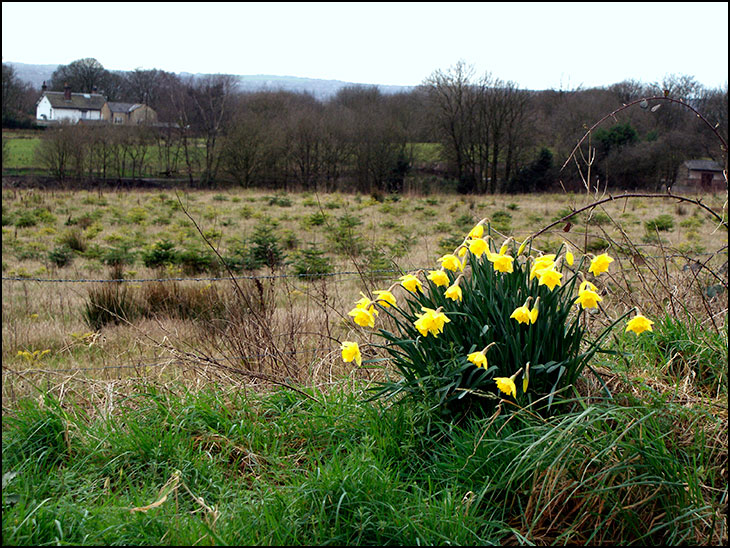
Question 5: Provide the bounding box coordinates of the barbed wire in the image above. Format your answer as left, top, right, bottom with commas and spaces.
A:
0, 268, 416, 284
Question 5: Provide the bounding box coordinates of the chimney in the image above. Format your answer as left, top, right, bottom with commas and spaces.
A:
64, 82, 71, 101
41, 81, 47, 93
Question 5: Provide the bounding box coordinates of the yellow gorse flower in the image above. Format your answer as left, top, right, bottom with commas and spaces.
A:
626, 314, 654, 335
414, 307, 450, 337
427, 269, 450, 287
17, 349, 51, 363
400, 274, 423, 293
341, 341, 362, 366
589, 253, 614, 276
439, 254, 464, 272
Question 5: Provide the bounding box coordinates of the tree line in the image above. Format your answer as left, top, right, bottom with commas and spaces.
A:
2, 58, 727, 193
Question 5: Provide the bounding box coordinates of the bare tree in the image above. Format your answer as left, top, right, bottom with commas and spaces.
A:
423, 61, 483, 193
186, 74, 239, 185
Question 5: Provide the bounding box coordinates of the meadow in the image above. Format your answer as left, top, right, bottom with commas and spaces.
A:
2, 184, 728, 545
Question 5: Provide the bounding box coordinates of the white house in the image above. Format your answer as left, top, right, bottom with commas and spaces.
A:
35, 83, 107, 123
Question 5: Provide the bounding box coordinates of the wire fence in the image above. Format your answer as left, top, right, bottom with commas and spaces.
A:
0, 268, 414, 284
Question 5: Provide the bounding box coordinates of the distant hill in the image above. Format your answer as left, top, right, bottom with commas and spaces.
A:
5, 62, 60, 89
6, 62, 413, 100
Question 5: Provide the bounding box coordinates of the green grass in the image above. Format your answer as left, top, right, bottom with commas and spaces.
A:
3, 135, 41, 169
410, 142, 442, 164
2, 366, 727, 545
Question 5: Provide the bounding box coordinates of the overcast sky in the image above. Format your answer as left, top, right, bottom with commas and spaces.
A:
2, 2, 728, 90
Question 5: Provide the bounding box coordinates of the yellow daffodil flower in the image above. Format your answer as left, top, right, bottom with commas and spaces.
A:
589, 253, 614, 276
564, 243, 574, 266
625, 314, 654, 335
468, 237, 488, 258
517, 239, 529, 256
492, 254, 514, 273
523, 362, 531, 392
467, 342, 495, 369
494, 377, 517, 398
495, 366, 523, 398
468, 223, 484, 239
414, 307, 450, 337
489, 245, 514, 273
373, 290, 396, 308
510, 304, 531, 324
354, 293, 378, 315
529, 299, 539, 323
510, 297, 538, 325
467, 351, 488, 368
574, 281, 602, 309
439, 254, 464, 272
445, 283, 463, 302
499, 238, 512, 255
530, 254, 556, 280
427, 269, 450, 287
341, 341, 362, 366
399, 274, 423, 293
348, 306, 375, 328
457, 246, 468, 258
538, 267, 563, 291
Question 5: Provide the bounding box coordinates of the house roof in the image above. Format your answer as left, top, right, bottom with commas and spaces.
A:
40, 91, 106, 111
684, 160, 724, 172
107, 102, 140, 114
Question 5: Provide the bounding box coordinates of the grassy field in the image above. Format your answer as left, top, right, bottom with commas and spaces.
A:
2, 130, 444, 177
2, 186, 728, 545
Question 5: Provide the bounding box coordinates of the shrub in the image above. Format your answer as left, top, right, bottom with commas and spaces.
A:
177, 248, 217, 274
290, 247, 333, 280
14, 210, 37, 228
248, 220, 286, 268
645, 214, 674, 232
142, 240, 178, 269
267, 195, 292, 207
100, 245, 136, 267
48, 245, 73, 268
304, 211, 328, 227
326, 214, 365, 256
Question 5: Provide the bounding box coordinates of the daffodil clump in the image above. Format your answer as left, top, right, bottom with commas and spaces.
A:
342, 219, 653, 417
